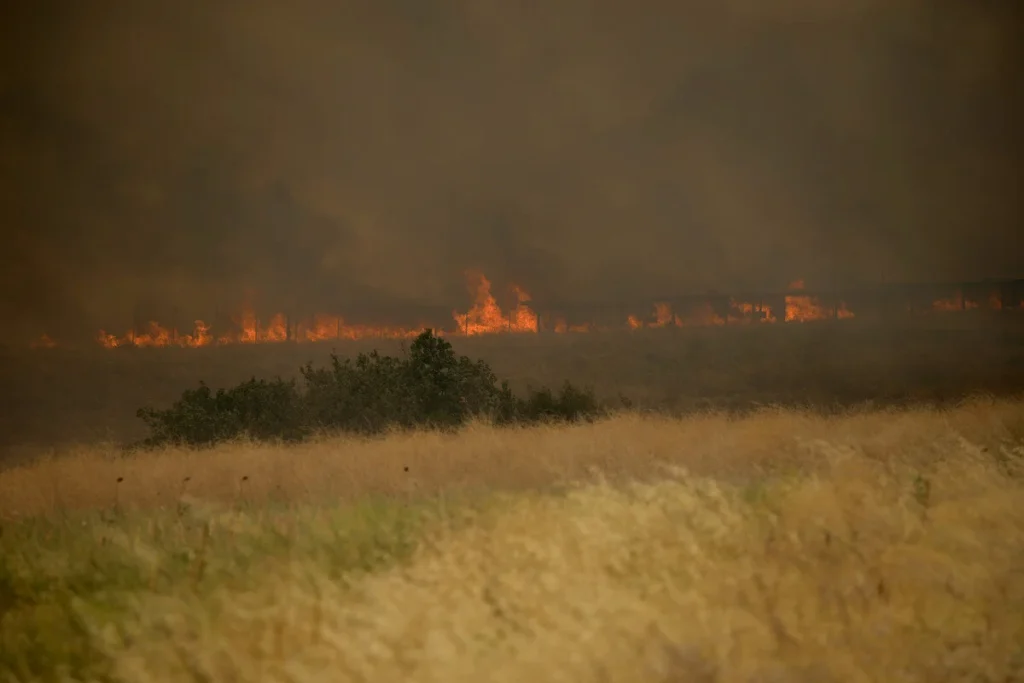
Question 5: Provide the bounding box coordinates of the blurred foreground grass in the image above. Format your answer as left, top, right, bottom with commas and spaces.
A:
2, 400, 1024, 682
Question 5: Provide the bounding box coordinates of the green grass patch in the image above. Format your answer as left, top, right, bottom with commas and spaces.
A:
0, 492, 495, 682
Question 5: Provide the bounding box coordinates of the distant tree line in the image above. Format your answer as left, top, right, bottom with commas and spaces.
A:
135, 329, 603, 448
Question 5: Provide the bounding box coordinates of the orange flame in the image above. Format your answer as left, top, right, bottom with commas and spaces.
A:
628, 299, 776, 329
98, 320, 214, 349
729, 300, 776, 324
452, 271, 538, 335
784, 280, 854, 322
29, 272, 1018, 350
932, 291, 983, 312
215, 308, 287, 344
303, 315, 424, 341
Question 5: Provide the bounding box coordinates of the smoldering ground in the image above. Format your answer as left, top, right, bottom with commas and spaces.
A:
1, 0, 1022, 339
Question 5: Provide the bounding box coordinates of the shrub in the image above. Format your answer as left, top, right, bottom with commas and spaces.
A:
300, 350, 411, 435
514, 381, 602, 424
136, 377, 307, 447
135, 330, 604, 448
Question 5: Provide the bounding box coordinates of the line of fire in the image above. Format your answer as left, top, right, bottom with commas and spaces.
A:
26, 273, 1024, 350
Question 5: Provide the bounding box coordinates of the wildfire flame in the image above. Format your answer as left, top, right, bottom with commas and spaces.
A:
730, 300, 777, 324
784, 280, 854, 323
452, 271, 538, 335
28, 272, 1015, 349
98, 320, 214, 349
297, 314, 423, 342
932, 291, 982, 313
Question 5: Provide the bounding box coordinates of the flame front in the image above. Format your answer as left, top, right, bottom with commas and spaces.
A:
452, 271, 538, 335
730, 300, 776, 324
98, 320, 214, 349
29, 272, 1016, 349
628, 298, 778, 329
784, 280, 854, 323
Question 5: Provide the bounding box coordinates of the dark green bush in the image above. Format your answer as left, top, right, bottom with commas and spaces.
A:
135, 329, 605, 448
137, 377, 307, 447
300, 350, 411, 435
515, 381, 601, 424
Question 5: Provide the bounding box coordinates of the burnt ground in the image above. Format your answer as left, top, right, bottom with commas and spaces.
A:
1, 312, 1023, 460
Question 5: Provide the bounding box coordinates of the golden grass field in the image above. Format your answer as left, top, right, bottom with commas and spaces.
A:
3, 398, 1024, 681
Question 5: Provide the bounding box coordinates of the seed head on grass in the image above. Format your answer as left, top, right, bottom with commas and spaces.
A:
108, 476, 125, 520
235, 475, 251, 510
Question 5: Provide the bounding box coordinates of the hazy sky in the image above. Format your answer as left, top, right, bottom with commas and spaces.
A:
2, 0, 1022, 335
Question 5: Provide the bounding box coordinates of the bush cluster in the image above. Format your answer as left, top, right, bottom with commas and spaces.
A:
136, 330, 603, 448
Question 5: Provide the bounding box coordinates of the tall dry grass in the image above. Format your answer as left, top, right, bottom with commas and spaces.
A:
3, 398, 1022, 517
2, 400, 1024, 681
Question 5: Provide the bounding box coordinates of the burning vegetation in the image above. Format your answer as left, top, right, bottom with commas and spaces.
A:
27, 272, 1017, 350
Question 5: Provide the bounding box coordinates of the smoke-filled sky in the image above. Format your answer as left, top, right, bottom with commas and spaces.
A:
2, 0, 1022, 335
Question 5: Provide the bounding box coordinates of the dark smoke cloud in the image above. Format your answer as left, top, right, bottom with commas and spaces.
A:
1, 0, 1021, 336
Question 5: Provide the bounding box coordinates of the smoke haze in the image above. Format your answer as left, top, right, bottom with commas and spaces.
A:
2, 0, 1022, 338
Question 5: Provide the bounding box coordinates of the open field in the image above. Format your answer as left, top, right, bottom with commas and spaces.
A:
2, 313, 1024, 458
2, 400, 1024, 681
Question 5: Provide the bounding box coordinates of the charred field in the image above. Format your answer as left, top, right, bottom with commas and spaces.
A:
2, 311, 1023, 457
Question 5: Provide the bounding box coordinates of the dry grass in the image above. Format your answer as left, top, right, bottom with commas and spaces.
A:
3, 397, 1022, 517
2, 400, 1024, 681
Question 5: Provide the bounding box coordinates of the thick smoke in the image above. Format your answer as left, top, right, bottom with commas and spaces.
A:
1, 0, 1022, 337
